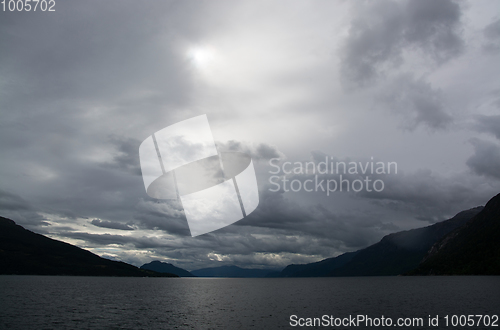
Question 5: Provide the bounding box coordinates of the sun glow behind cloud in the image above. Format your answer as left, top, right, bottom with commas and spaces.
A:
187, 46, 217, 69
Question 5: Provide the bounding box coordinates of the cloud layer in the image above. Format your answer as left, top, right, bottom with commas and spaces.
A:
1, 0, 499, 270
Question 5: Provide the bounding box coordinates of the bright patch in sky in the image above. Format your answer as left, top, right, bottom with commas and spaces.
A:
188, 46, 216, 68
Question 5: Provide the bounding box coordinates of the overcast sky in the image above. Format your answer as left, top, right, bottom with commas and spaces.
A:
1, 0, 499, 271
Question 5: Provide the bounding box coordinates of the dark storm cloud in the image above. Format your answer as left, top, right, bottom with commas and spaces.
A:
217, 141, 284, 161
475, 114, 500, 140
378, 74, 452, 129
482, 18, 500, 53
70, 182, 394, 267
0, 190, 33, 212
236, 188, 393, 251
340, 0, 464, 88
102, 136, 142, 176
271, 151, 494, 223
0, 190, 47, 227
34, 164, 144, 222
133, 199, 191, 236
129, 183, 373, 255
359, 168, 493, 222
466, 139, 500, 180
91, 219, 135, 231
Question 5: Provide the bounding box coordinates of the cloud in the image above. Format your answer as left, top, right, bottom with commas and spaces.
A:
0, 1, 196, 109
340, 0, 464, 88
91, 219, 135, 231
475, 114, 500, 140
217, 140, 284, 161
359, 168, 495, 222
466, 138, 500, 180
235, 185, 402, 252
378, 73, 452, 130
0, 190, 47, 227
0, 190, 33, 212
102, 136, 142, 176
63, 231, 139, 247
133, 199, 191, 236
483, 18, 500, 53
0, 1, 498, 271
269, 151, 497, 223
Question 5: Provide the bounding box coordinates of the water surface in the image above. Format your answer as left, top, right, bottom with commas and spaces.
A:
1, 276, 499, 329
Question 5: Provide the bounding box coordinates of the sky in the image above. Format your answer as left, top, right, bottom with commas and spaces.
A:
1, 0, 499, 271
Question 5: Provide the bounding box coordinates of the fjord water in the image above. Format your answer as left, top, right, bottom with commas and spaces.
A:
1, 276, 499, 329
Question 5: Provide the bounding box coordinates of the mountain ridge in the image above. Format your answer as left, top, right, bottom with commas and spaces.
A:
278, 206, 483, 277
408, 193, 500, 275
0, 217, 177, 277
141, 260, 194, 277
190, 265, 278, 278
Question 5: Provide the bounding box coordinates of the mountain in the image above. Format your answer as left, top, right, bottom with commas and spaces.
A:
191, 265, 277, 278
141, 261, 194, 277
0, 217, 177, 277
409, 193, 500, 275
280, 251, 359, 277
278, 207, 482, 277
328, 207, 483, 276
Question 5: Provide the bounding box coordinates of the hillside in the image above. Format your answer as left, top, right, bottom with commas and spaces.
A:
280, 251, 358, 277
141, 261, 194, 277
278, 207, 482, 277
409, 193, 500, 275
0, 217, 177, 277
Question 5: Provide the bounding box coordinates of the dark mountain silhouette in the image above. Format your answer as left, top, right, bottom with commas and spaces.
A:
141, 261, 194, 277
191, 265, 276, 277
408, 193, 500, 275
279, 207, 482, 277
0, 217, 177, 277
280, 251, 359, 277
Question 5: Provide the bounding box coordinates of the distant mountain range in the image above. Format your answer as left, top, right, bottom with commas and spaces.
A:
190, 265, 278, 277
2, 192, 499, 277
0, 217, 177, 277
139, 262, 278, 278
